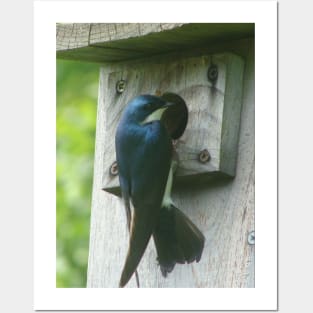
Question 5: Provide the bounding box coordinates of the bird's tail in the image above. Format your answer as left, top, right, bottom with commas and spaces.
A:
153, 205, 205, 277
119, 204, 159, 288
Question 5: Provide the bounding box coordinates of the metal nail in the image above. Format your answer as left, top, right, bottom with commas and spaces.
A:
198, 149, 211, 163
116, 80, 126, 94
207, 65, 218, 83
247, 231, 255, 245
109, 161, 118, 176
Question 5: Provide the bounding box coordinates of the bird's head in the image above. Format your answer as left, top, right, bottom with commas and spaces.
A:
122, 95, 173, 124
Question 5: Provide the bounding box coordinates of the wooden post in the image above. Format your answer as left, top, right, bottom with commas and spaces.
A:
57, 23, 255, 288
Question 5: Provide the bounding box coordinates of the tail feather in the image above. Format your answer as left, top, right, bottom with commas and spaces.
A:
153, 205, 205, 277
175, 208, 204, 263
119, 205, 159, 287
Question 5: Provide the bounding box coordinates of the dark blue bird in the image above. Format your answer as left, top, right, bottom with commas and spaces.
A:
115, 94, 205, 288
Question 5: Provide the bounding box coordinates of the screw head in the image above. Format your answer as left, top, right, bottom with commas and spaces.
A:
116, 80, 126, 94
109, 161, 118, 176
247, 231, 255, 245
207, 65, 218, 83
198, 149, 211, 163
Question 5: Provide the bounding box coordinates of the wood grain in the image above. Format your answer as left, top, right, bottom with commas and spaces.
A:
87, 39, 254, 288
102, 53, 244, 194
56, 23, 254, 63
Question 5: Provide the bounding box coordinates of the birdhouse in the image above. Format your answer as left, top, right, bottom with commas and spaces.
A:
57, 23, 255, 288
101, 52, 244, 195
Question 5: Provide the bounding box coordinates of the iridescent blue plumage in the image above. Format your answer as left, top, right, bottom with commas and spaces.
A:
115, 94, 204, 288
116, 95, 172, 287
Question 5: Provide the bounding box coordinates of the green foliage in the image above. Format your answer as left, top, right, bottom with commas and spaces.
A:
56, 60, 99, 287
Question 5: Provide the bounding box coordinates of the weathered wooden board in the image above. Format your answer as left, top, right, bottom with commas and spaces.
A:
102, 53, 244, 195
87, 38, 254, 288
57, 23, 183, 50
57, 23, 254, 62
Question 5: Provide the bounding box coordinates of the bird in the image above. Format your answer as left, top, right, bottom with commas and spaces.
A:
115, 94, 205, 288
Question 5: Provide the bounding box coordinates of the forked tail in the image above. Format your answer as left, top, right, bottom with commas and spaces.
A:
119, 204, 159, 287
153, 205, 205, 276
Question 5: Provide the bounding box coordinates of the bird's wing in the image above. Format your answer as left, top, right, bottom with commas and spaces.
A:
119, 122, 172, 287
118, 176, 132, 230
118, 176, 141, 287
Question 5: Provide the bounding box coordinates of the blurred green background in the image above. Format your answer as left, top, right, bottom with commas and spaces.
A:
56, 60, 100, 287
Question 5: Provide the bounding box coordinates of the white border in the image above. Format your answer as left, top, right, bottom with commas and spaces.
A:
34, 0, 277, 310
